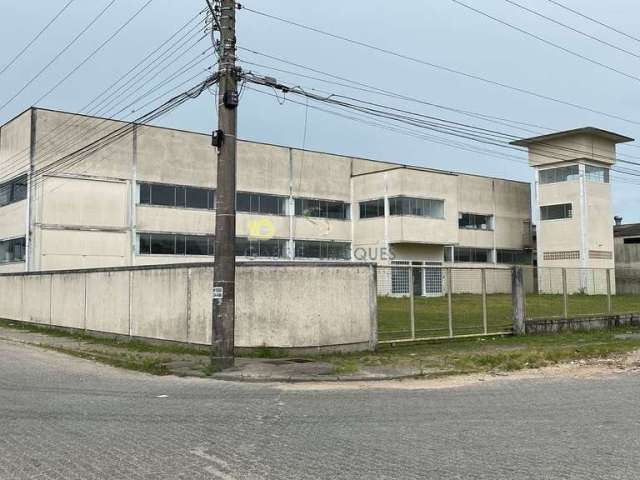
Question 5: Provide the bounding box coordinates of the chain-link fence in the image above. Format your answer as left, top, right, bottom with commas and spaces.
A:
376, 265, 640, 342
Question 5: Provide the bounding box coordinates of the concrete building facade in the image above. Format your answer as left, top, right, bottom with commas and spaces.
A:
512, 128, 633, 294
0, 108, 533, 293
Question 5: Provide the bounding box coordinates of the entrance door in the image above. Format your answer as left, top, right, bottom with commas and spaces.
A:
411, 262, 423, 296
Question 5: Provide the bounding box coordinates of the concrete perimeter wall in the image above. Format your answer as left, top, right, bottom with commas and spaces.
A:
0, 262, 377, 352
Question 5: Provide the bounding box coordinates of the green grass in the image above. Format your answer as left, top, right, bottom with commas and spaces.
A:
378, 294, 640, 341
318, 326, 640, 376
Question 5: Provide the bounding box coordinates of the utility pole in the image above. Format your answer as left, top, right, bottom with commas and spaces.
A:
211, 0, 238, 369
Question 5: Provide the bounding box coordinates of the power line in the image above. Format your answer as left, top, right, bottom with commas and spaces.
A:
237, 52, 640, 167
0, 11, 205, 172
31, 0, 155, 107
546, 0, 640, 45
503, 0, 640, 60
242, 73, 640, 178
245, 84, 640, 187
239, 5, 640, 127
451, 0, 640, 85
0, 0, 118, 114
0, 0, 76, 77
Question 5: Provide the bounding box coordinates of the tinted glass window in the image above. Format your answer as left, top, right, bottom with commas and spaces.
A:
295, 240, 350, 260
140, 183, 151, 204
0, 175, 27, 207
151, 184, 176, 206
388, 197, 444, 219
150, 234, 175, 254
359, 199, 384, 219
186, 188, 209, 209
541, 203, 572, 221
186, 235, 208, 255
139, 183, 215, 210
0, 237, 26, 263
237, 193, 251, 212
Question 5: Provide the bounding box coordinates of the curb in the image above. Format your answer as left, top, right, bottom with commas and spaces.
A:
0, 333, 428, 383
208, 372, 427, 383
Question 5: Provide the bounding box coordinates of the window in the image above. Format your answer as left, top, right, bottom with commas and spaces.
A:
0, 175, 27, 207
295, 198, 350, 220
236, 192, 287, 215
294, 240, 351, 260
389, 197, 445, 219
540, 203, 572, 221
451, 247, 492, 263
235, 237, 288, 257
138, 233, 214, 256
139, 182, 215, 210
359, 198, 385, 219
624, 237, 640, 244
0, 237, 26, 263
496, 249, 532, 265
459, 213, 493, 230
538, 165, 579, 184
585, 165, 610, 183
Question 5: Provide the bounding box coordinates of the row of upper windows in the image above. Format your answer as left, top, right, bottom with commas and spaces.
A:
138, 183, 350, 220
137, 232, 350, 260
0, 175, 27, 208
539, 165, 609, 185
0, 237, 25, 264
138, 186, 503, 229
444, 247, 532, 265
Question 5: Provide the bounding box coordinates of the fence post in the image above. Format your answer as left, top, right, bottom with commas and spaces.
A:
481, 268, 488, 335
511, 266, 526, 335
606, 268, 612, 313
409, 266, 415, 340
562, 268, 568, 319
447, 267, 453, 337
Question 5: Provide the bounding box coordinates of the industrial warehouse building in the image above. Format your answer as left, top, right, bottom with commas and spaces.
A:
0, 107, 534, 296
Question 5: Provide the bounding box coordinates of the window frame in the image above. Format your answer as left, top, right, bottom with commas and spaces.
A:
358, 198, 385, 219
236, 192, 288, 216
138, 182, 216, 211
538, 165, 580, 185
540, 203, 573, 221
458, 212, 494, 231
0, 175, 28, 208
388, 196, 445, 220
137, 232, 215, 256
294, 240, 351, 260
0, 236, 26, 264
295, 197, 350, 220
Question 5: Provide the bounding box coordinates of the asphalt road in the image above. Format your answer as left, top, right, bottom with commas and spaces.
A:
2, 340, 640, 480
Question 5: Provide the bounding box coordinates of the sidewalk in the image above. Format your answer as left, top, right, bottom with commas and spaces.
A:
0, 322, 423, 382
2, 320, 640, 382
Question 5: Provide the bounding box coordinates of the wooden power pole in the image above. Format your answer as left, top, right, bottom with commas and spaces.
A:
211, 0, 238, 368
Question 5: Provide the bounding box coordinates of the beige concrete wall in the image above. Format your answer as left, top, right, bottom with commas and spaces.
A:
34, 109, 132, 178
137, 205, 215, 235
493, 179, 532, 249
39, 229, 128, 270
0, 109, 31, 171
0, 263, 376, 350
136, 125, 213, 187
238, 142, 289, 195
40, 176, 129, 228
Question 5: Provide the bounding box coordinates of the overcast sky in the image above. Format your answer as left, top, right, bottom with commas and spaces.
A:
1, 0, 640, 222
